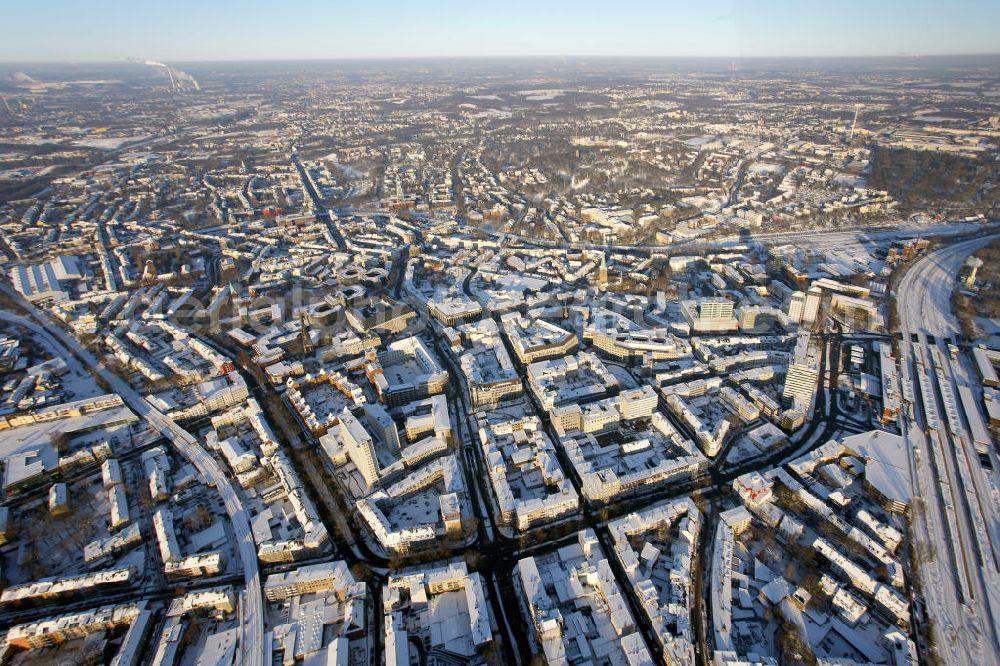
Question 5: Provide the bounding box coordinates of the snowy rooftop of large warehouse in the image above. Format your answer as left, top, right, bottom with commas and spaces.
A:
842, 430, 912, 509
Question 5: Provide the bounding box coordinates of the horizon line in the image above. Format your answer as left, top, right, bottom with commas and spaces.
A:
3, 52, 1000, 66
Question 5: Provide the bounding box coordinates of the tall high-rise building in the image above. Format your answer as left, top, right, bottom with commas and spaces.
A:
802, 286, 822, 325
783, 362, 819, 407
364, 402, 401, 452
334, 411, 381, 489
783, 334, 819, 409
618, 385, 657, 419
739, 307, 760, 330
787, 291, 805, 322
700, 297, 734, 320
681, 297, 739, 333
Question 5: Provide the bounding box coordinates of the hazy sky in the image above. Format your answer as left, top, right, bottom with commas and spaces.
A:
3, 0, 999, 62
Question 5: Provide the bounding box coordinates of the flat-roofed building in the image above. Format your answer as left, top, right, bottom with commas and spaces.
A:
680, 298, 739, 333
264, 561, 354, 601
48, 482, 69, 516
323, 410, 381, 490
427, 294, 482, 326
8, 255, 84, 303
501, 312, 578, 364
109, 485, 130, 529
366, 336, 449, 407
973, 346, 1000, 387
